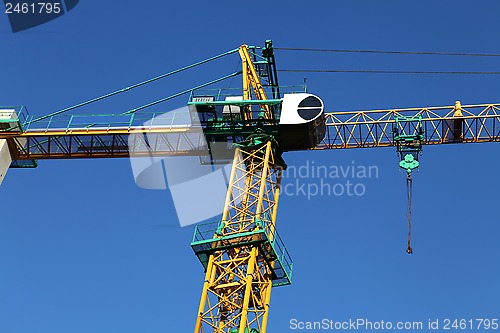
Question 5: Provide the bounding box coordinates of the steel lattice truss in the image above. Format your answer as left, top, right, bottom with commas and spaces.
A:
317, 103, 500, 150
1, 126, 210, 160
194, 142, 284, 333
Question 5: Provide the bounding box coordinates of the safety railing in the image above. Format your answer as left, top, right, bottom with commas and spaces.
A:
191, 218, 293, 286
188, 85, 307, 102
3, 107, 196, 133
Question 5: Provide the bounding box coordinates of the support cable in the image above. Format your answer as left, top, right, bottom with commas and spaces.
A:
28, 48, 240, 123
406, 174, 413, 254
123, 71, 242, 114
277, 69, 500, 75
274, 47, 500, 57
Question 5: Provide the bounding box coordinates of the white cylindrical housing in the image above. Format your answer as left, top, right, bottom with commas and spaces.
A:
279, 93, 324, 124
278, 93, 326, 150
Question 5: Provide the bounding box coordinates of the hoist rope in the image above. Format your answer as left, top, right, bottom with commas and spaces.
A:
28, 48, 240, 124
406, 174, 413, 254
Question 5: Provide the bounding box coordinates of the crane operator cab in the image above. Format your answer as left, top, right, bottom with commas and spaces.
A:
278, 93, 326, 151
189, 91, 326, 159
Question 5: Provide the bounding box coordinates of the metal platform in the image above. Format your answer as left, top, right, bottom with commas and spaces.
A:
191, 220, 293, 287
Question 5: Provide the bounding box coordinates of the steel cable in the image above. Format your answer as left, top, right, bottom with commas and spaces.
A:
277, 69, 500, 75
406, 174, 413, 254
275, 47, 500, 57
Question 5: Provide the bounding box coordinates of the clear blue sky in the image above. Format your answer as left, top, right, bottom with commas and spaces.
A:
1, 1, 499, 332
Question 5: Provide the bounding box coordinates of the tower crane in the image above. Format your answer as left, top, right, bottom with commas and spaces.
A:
1, 40, 499, 333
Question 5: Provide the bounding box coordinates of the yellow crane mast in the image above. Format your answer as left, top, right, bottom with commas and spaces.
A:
192, 44, 290, 332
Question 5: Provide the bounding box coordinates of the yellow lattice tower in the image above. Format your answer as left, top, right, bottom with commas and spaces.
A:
192, 139, 291, 333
